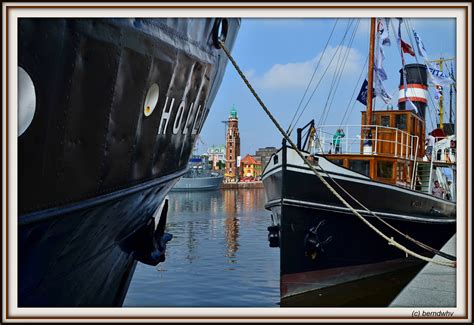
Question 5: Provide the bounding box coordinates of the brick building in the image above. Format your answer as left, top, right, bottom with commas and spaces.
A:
225, 106, 240, 181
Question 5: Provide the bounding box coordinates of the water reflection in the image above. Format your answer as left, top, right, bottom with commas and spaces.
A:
124, 188, 279, 307
223, 190, 239, 261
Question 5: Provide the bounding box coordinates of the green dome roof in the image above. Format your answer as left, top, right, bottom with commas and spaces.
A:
230, 105, 237, 118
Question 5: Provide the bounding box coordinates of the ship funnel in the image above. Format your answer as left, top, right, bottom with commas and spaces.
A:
398, 63, 428, 119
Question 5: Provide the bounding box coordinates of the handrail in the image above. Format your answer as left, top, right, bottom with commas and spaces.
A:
312, 124, 419, 161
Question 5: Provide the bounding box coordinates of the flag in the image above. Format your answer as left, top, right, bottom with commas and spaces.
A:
377, 18, 391, 47
374, 18, 390, 81
400, 39, 415, 56
405, 98, 418, 113
374, 74, 392, 104
396, 18, 406, 66
412, 28, 429, 59
356, 79, 375, 105
412, 28, 455, 86
396, 19, 417, 113
427, 65, 454, 86
434, 84, 443, 100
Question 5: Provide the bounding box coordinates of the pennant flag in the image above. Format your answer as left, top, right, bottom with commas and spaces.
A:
377, 18, 391, 47
397, 19, 414, 111
412, 28, 455, 87
374, 18, 390, 81
400, 39, 415, 56
374, 73, 392, 104
405, 99, 418, 113
412, 28, 429, 59
396, 18, 406, 66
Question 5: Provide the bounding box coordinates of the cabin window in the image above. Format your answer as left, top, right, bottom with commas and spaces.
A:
372, 115, 377, 125
397, 162, 408, 182
395, 114, 407, 130
381, 115, 390, 127
377, 161, 394, 179
348, 160, 370, 177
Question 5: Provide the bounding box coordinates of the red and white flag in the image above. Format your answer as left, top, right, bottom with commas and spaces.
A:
400, 39, 415, 56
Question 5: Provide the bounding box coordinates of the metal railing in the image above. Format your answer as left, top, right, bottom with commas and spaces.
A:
309, 125, 420, 161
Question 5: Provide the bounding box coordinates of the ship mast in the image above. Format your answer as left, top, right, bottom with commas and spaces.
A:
429, 57, 455, 130
366, 17, 376, 126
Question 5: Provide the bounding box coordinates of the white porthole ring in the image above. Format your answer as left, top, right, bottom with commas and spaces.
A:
144, 83, 159, 117
18, 66, 36, 136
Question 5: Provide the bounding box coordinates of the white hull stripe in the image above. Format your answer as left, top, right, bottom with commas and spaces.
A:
263, 163, 455, 205
266, 198, 455, 224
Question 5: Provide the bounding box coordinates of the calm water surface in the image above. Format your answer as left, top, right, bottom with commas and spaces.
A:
123, 188, 280, 307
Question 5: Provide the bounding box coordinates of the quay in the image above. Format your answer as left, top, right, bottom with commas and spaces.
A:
390, 235, 456, 307
221, 181, 264, 189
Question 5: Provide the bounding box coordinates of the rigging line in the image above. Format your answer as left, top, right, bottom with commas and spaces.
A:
290, 19, 355, 134
392, 18, 436, 130
290, 19, 354, 135
320, 19, 361, 127
320, 164, 456, 261
317, 19, 358, 127
287, 18, 339, 134
218, 39, 455, 268
404, 19, 438, 130
339, 54, 369, 128
317, 20, 357, 127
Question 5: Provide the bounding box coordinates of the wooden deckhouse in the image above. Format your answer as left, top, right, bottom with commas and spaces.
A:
322, 109, 425, 188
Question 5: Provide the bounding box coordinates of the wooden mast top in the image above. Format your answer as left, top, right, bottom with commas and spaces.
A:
366, 17, 376, 126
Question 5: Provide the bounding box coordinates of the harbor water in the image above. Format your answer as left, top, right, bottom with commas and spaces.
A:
123, 188, 280, 307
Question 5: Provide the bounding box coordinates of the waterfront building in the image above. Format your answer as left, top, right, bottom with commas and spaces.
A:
225, 106, 240, 182
207, 144, 226, 170
255, 146, 278, 168
240, 154, 262, 180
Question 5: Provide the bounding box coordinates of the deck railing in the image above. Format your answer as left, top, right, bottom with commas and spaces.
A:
309, 124, 420, 161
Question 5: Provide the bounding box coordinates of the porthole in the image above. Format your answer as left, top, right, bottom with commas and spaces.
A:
18, 67, 36, 136
143, 83, 159, 117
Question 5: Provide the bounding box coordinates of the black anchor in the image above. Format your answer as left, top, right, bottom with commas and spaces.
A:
303, 220, 333, 260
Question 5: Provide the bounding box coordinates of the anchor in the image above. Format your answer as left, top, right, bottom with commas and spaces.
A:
119, 199, 173, 266
267, 214, 280, 248
304, 220, 333, 260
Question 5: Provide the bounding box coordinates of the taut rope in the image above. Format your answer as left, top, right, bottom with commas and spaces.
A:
219, 40, 455, 268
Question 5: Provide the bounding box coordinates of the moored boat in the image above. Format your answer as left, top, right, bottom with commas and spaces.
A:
262, 18, 456, 306
18, 18, 239, 306
171, 156, 224, 191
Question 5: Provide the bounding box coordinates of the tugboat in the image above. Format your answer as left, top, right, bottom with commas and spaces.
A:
262, 18, 456, 306
18, 18, 239, 306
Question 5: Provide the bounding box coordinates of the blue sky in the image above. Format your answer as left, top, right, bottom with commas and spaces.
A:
198, 18, 456, 156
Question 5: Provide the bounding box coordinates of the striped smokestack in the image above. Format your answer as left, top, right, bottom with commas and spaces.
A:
398, 63, 428, 119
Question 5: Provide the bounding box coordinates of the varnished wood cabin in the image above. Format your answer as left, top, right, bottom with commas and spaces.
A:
324, 109, 425, 188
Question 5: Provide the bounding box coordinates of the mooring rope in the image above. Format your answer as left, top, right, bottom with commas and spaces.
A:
320, 165, 457, 261
219, 40, 456, 268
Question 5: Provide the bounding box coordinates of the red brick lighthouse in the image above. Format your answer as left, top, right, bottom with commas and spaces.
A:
225, 105, 240, 182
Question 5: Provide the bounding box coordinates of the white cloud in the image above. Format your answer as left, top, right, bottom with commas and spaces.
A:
250, 46, 364, 90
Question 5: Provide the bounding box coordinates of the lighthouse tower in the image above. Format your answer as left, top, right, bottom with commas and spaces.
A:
225, 105, 240, 182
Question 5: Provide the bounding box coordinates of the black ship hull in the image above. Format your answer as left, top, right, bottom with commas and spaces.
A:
18, 18, 239, 306
262, 145, 456, 306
